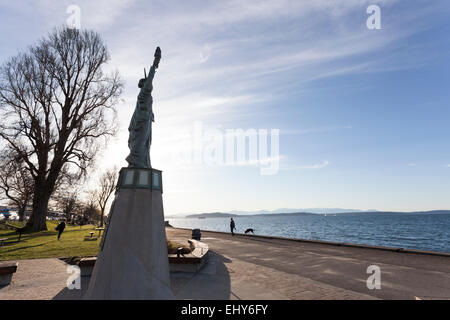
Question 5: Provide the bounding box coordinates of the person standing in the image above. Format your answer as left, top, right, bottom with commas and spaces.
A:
230, 218, 236, 236
56, 220, 66, 240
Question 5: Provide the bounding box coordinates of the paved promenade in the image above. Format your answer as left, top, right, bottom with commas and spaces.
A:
167, 228, 450, 300
1, 227, 449, 299
0, 258, 71, 300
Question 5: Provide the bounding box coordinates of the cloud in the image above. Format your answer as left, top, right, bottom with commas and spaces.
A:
281, 125, 352, 136
298, 160, 331, 169
98, 0, 444, 120
33, 0, 137, 29
283, 160, 331, 170
222, 155, 285, 167
3, 3, 447, 182
81, 0, 445, 176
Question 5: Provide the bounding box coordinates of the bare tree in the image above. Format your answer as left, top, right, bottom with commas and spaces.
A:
0, 27, 123, 231
95, 167, 118, 227
82, 192, 101, 224
0, 148, 34, 221
54, 190, 82, 223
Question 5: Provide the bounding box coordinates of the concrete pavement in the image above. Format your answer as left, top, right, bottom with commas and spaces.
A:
1, 227, 449, 299
166, 228, 450, 300
0, 258, 72, 300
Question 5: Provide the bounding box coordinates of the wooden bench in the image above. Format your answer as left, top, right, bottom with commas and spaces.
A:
0, 261, 18, 286
83, 231, 99, 241
94, 228, 105, 237
4, 224, 25, 242
0, 238, 7, 247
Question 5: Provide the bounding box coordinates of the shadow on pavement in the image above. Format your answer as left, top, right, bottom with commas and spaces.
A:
173, 251, 232, 300
52, 250, 232, 300
53, 276, 89, 300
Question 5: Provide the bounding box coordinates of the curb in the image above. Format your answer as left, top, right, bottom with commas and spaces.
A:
169, 227, 450, 258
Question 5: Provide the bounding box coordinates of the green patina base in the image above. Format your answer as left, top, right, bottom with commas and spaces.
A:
116, 167, 163, 192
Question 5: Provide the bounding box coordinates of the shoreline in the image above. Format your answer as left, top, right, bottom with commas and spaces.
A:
170, 226, 450, 258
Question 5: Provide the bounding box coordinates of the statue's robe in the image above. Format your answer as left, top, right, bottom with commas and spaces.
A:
126, 67, 155, 168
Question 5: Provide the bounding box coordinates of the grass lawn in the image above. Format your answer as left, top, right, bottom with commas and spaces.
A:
0, 221, 101, 261
0, 221, 189, 261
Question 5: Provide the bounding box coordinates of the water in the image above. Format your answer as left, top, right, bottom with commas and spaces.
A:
169, 213, 450, 253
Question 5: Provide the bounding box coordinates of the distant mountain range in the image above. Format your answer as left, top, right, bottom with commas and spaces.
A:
226, 208, 378, 215
169, 209, 450, 219
184, 211, 317, 219
332, 210, 450, 216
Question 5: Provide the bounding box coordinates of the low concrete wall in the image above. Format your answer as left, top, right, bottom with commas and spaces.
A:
0, 261, 18, 286
78, 257, 97, 277
169, 256, 208, 273
79, 240, 210, 276
168, 239, 209, 273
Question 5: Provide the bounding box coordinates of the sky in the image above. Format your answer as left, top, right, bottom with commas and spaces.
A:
0, 0, 450, 215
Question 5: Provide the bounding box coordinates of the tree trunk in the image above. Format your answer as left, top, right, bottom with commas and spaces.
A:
26, 162, 60, 231
65, 210, 71, 223
18, 203, 26, 222
100, 208, 105, 227
26, 187, 51, 232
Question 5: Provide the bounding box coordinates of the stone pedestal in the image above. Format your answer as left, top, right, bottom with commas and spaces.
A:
84, 168, 174, 299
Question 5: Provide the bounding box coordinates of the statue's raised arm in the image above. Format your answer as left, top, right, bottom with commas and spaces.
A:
138, 46, 161, 92
153, 47, 161, 68
126, 47, 162, 169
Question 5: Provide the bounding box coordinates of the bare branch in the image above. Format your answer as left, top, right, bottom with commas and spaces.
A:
0, 26, 123, 231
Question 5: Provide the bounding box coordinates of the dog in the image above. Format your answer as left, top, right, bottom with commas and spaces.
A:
244, 228, 255, 234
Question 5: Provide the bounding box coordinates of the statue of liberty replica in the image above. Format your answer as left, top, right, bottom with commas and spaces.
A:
126, 46, 161, 168
85, 47, 174, 300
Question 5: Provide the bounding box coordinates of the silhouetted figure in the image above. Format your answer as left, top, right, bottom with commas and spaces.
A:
56, 220, 66, 240
230, 218, 236, 236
